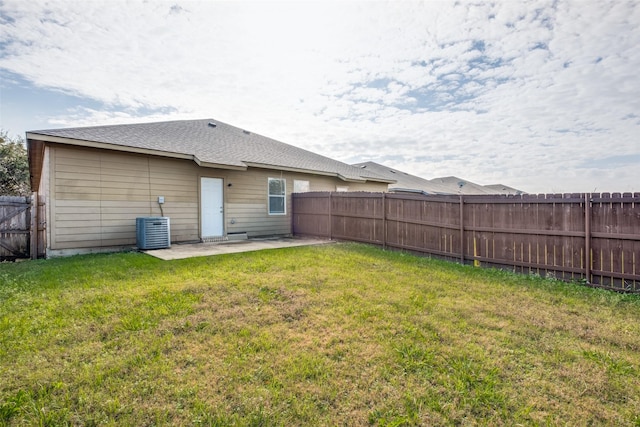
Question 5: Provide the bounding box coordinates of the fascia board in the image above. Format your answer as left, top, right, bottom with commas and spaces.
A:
244, 161, 395, 184
26, 134, 193, 161
244, 162, 341, 178
195, 159, 247, 171
25, 133, 245, 171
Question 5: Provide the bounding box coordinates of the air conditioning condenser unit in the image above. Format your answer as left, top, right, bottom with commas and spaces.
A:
136, 217, 170, 250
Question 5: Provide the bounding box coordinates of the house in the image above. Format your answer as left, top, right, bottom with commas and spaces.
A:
429, 176, 524, 195
353, 161, 454, 194
27, 119, 392, 257
482, 184, 525, 195
353, 161, 524, 195
427, 176, 494, 195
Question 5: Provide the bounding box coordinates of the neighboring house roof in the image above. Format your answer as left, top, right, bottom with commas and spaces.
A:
483, 184, 525, 195
352, 161, 454, 194
428, 176, 494, 195
26, 119, 394, 189
352, 162, 525, 195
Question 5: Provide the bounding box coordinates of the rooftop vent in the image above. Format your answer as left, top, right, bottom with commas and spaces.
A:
208, 122, 217, 128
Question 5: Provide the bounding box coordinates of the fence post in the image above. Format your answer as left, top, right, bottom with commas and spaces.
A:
382, 192, 387, 250
459, 194, 465, 264
30, 192, 38, 260
328, 192, 333, 240
584, 193, 591, 283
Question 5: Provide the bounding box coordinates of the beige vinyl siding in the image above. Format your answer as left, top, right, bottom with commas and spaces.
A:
224, 169, 287, 236
149, 158, 199, 242
223, 170, 387, 237
39, 146, 51, 252
49, 145, 200, 250
47, 144, 388, 252
297, 174, 387, 193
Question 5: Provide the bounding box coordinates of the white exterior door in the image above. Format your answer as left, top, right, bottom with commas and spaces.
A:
201, 177, 224, 238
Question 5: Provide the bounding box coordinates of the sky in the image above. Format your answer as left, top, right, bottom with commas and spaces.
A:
0, 0, 638, 194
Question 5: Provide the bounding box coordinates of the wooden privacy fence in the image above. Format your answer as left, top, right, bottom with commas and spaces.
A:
292, 192, 640, 292
0, 195, 46, 260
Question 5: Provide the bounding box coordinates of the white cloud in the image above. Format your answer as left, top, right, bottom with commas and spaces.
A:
0, 0, 638, 193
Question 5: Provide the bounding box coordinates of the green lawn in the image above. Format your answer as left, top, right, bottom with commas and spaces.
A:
1, 243, 639, 426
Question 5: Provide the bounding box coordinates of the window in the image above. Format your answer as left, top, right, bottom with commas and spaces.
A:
268, 178, 286, 215
293, 180, 310, 193
336, 186, 349, 192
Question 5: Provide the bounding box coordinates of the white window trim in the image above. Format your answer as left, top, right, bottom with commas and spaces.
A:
268, 177, 286, 215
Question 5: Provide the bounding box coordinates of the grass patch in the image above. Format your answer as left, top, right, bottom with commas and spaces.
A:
1, 243, 639, 425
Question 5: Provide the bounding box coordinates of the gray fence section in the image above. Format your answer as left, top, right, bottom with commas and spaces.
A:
0, 195, 45, 260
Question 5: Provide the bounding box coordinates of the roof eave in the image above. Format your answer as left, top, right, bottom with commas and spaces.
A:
27, 139, 45, 191
196, 159, 247, 171
369, 177, 397, 184
244, 162, 393, 184
26, 133, 195, 160
341, 175, 396, 184
25, 133, 246, 171
243, 162, 356, 181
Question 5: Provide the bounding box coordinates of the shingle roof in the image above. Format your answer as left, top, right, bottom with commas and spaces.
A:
352, 162, 525, 195
27, 119, 392, 183
483, 184, 524, 195
352, 161, 456, 194
427, 176, 492, 195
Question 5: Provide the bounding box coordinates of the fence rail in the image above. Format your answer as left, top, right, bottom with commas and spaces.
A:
292, 192, 640, 292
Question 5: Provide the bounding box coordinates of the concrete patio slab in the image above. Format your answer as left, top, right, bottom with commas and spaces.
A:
142, 237, 333, 260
